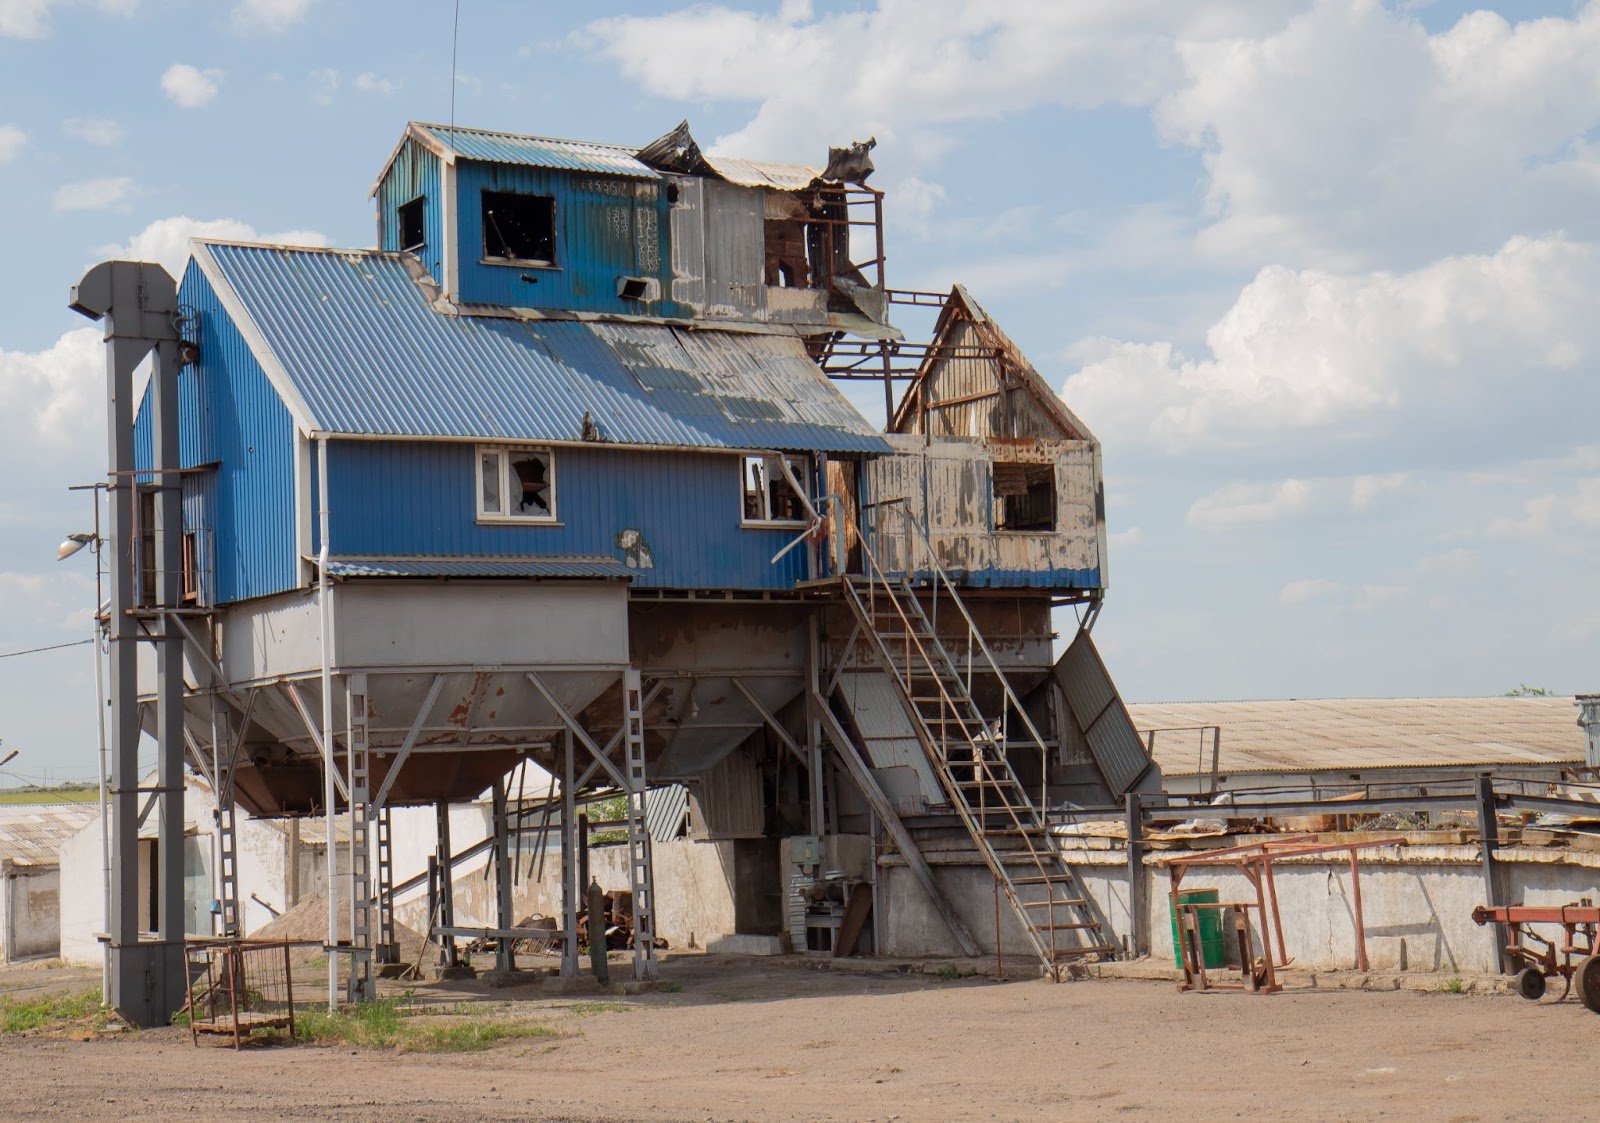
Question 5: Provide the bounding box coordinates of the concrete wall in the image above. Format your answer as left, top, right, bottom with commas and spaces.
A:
392, 836, 739, 951
881, 844, 1600, 975
3, 866, 61, 961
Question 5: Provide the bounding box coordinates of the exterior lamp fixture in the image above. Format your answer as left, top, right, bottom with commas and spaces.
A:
57, 532, 97, 561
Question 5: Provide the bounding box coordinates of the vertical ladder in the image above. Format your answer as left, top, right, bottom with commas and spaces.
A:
621, 669, 658, 980
838, 513, 1114, 980
375, 806, 397, 963
345, 673, 375, 1001
214, 796, 240, 936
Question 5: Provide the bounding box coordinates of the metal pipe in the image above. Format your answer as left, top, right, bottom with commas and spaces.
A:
318, 434, 336, 1009
89, 493, 110, 1005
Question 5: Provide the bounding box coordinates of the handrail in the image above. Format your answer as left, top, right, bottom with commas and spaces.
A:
861, 498, 1056, 770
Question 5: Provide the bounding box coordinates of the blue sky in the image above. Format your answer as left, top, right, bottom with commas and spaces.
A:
2, 0, 1597, 782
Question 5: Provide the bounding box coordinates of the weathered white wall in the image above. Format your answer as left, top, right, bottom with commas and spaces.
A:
391, 837, 738, 951
881, 845, 1600, 975
58, 820, 106, 966
2, 866, 61, 961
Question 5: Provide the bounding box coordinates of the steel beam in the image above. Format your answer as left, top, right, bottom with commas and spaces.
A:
813, 691, 982, 957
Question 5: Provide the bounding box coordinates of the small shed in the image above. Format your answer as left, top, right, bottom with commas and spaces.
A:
0, 801, 98, 962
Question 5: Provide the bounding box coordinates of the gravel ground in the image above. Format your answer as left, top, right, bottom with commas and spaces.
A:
1, 953, 1594, 1121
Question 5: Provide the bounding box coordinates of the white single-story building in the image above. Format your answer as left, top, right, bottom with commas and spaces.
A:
0, 801, 98, 962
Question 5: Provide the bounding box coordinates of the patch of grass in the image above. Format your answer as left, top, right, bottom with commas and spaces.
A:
657, 980, 683, 993
567, 1000, 631, 1015
294, 998, 560, 1053
1440, 976, 1466, 994
0, 987, 106, 1034
933, 965, 962, 981
0, 784, 99, 805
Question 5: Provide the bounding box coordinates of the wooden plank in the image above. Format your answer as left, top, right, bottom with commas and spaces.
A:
833, 883, 873, 958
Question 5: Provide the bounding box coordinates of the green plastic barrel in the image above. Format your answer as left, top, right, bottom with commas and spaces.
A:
1171, 888, 1226, 969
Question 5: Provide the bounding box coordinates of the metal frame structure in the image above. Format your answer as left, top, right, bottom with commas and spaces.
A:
1160, 835, 1402, 994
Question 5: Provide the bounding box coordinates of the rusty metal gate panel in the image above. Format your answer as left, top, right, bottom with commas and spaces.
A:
1053, 630, 1154, 796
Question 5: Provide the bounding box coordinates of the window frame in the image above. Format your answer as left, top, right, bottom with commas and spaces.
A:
479, 189, 559, 268
992, 461, 1058, 533
476, 445, 559, 524
397, 196, 426, 253
740, 454, 811, 529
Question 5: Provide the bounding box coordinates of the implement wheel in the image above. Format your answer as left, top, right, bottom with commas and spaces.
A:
1578, 955, 1600, 1014
1515, 966, 1547, 1001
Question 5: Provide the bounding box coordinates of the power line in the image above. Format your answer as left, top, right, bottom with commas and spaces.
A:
0, 638, 93, 660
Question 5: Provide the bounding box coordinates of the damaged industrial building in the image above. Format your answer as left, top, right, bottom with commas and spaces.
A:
71, 117, 1159, 1022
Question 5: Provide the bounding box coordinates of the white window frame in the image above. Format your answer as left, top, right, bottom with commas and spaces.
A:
740, 454, 810, 528
476, 445, 558, 524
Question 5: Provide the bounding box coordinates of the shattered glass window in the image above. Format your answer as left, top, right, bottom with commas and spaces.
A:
477, 447, 555, 521
741, 454, 809, 525
482, 190, 556, 264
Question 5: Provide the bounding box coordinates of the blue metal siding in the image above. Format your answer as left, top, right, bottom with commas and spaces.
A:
454, 160, 678, 316
178, 262, 300, 604
325, 440, 812, 591
376, 139, 444, 285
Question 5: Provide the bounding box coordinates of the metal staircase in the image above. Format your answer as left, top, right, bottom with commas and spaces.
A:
836, 501, 1114, 980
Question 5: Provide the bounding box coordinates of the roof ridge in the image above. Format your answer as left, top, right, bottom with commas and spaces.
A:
411, 120, 644, 153
197, 237, 398, 257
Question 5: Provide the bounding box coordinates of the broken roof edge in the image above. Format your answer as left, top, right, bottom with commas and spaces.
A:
889, 284, 1098, 443
636, 119, 823, 191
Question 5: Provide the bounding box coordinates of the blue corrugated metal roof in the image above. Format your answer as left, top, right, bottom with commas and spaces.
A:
324, 555, 631, 579
201, 242, 888, 453
413, 122, 657, 178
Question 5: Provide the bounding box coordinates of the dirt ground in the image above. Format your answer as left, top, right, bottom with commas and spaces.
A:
2, 953, 1597, 1122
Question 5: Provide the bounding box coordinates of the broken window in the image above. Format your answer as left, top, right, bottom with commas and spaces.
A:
477, 446, 556, 521
742, 455, 809, 525
993, 462, 1056, 532
482, 190, 556, 264
398, 197, 426, 252
764, 218, 810, 289
181, 532, 199, 603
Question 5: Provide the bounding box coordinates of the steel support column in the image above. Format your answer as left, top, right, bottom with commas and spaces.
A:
1475, 773, 1508, 974
1125, 791, 1145, 958
492, 777, 515, 974
70, 260, 183, 1027
560, 730, 579, 978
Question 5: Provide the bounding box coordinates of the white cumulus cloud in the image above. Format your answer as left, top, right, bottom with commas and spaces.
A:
161, 63, 221, 108
1157, 1, 1600, 269
1188, 479, 1310, 530
52, 176, 133, 211
353, 72, 399, 96
1279, 578, 1342, 606
0, 0, 135, 39
101, 215, 329, 288
579, 1, 1300, 163
232, 0, 312, 34
0, 124, 24, 162
62, 116, 121, 145
1063, 236, 1600, 452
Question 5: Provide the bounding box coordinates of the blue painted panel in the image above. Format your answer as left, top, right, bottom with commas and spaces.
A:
376, 138, 443, 285
454, 160, 679, 316
325, 440, 814, 591
177, 262, 300, 604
